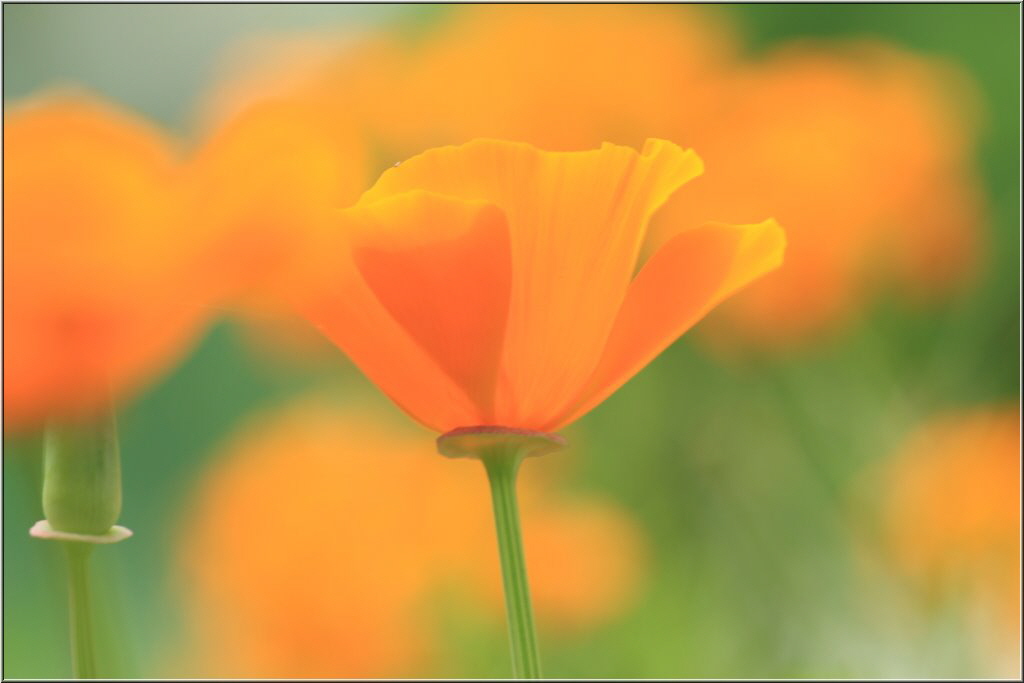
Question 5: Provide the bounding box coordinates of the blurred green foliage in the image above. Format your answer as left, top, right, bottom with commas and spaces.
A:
3, 4, 1019, 678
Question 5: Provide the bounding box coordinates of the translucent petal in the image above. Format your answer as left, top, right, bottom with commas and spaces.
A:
550, 219, 785, 430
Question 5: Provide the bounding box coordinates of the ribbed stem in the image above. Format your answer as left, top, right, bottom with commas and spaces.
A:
437, 426, 561, 678
64, 543, 96, 679
482, 453, 542, 679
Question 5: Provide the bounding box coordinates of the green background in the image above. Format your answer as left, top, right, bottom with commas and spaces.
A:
3, 4, 1020, 678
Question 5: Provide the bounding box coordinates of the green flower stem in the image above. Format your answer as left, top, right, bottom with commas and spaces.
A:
482, 452, 542, 679
437, 426, 563, 679
63, 542, 97, 679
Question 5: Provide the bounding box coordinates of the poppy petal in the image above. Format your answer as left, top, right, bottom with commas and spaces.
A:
550, 219, 785, 430
303, 191, 513, 430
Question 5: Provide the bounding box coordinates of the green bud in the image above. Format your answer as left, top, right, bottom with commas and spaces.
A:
42, 413, 122, 536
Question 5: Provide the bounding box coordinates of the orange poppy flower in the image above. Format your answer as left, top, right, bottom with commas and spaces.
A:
3, 92, 211, 429
299, 138, 785, 433
653, 41, 984, 346
176, 396, 646, 677
868, 404, 1020, 675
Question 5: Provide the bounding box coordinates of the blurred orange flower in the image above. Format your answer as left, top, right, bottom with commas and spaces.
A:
177, 396, 646, 677
379, 4, 736, 154
3, 92, 212, 429
870, 404, 1020, 673
300, 138, 785, 432
185, 91, 369, 312
656, 42, 985, 347
196, 5, 735, 156
180, 41, 376, 369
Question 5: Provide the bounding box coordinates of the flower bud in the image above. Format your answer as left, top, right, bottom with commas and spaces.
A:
42, 413, 122, 536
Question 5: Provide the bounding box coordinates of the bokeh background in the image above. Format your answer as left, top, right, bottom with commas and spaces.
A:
3, 4, 1019, 678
